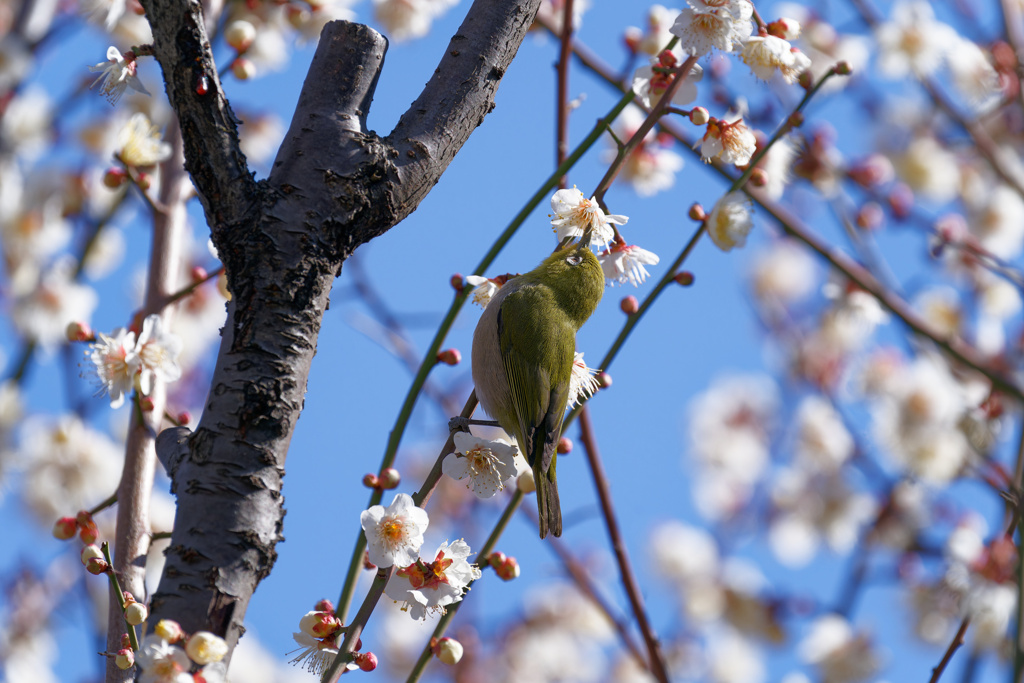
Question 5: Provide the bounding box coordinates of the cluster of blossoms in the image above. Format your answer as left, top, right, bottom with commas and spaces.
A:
85, 313, 183, 408
289, 600, 377, 675
134, 620, 229, 682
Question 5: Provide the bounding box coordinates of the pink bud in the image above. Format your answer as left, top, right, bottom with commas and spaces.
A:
314, 598, 335, 614
354, 652, 378, 672
748, 167, 768, 187
115, 648, 135, 670
85, 557, 110, 575
362, 473, 379, 489
125, 602, 148, 626
689, 107, 710, 126
674, 271, 694, 287
224, 20, 256, 52
177, 411, 192, 426
496, 556, 520, 581
437, 349, 461, 366
65, 321, 94, 342
79, 519, 99, 545
596, 372, 612, 389
433, 637, 464, 665
378, 468, 401, 489
488, 552, 506, 570
450, 274, 464, 293
136, 172, 151, 191
556, 437, 573, 455
888, 183, 914, 220
620, 296, 639, 315
623, 27, 641, 54
139, 396, 156, 412
231, 58, 256, 81
103, 168, 127, 189
121, 633, 132, 649
855, 202, 884, 231
53, 517, 77, 540
191, 266, 208, 282
688, 203, 706, 221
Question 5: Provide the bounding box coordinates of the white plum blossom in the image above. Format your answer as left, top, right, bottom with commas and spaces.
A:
567, 352, 601, 408
598, 241, 659, 286
88, 46, 150, 105
741, 35, 810, 83
360, 493, 429, 568
465, 275, 503, 308
631, 5, 683, 56
443, 432, 518, 498
606, 106, 684, 196
947, 38, 1001, 112
12, 261, 98, 350
965, 183, 1024, 260
117, 113, 172, 168
289, 631, 346, 676
373, 0, 458, 42
799, 614, 880, 683
700, 117, 756, 166
86, 327, 137, 408
875, 2, 958, 78
549, 187, 628, 248
631, 51, 702, 108
749, 239, 815, 304
134, 315, 183, 395
896, 136, 960, 203
135, 633, 192, 683
385, 539, 482, 619
706, 191, 754, 252
793, 395, 854, 472
670, 0, 753, 56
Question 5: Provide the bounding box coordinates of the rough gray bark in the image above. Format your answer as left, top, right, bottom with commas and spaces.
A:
137, 0, 543, 668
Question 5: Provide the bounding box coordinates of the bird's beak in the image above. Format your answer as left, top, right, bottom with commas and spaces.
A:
577, 228, 593, 251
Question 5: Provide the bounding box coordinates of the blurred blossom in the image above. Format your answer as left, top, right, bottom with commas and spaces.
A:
688, 374, 777, 520
629, 4, 680, 56
749, 239, 816, 305
740, 35, 810, 84
875, 2, 957, 78
117, 112, 171, 168
706, 628, 765, 683
19, 415, 122, 523
80, 0, 125, 30
947, 38, 1002, 112
964, 183, 1024, 260
794, 16, 870, 92
374, 0, 459, 42
650, 520, 719, 585
910, 579, 963, 645
871, 480, 928, 550
798, 614, 880, 683
895, 136, 960, 203
706, 191, 754, 252
792, 396, 853, 472
12, 260, 98, 349
605, 106, 684, 195
0, 185, 72, 271
757, 134, 797, 200
913, 286, 962, 339
967, 580, 1016, 651
631, 52, 702, 109
536, 0, 590, 35
871, 353, 972, 485
820, 279, 889, 352
0, 87, 53, 160
237, 111, 285, 167
82, 227, 127, 280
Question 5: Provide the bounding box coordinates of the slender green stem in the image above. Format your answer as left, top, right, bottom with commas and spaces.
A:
323, 568, 394, 683
101, 542, 139, 652
404, 490, 524, 683
89, 492, 119, 516
334, 89, 636, 622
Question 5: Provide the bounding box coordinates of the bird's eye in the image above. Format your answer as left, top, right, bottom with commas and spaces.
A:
566, 255, 582, 266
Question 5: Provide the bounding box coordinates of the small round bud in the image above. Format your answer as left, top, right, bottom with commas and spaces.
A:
65, 321, 94, 342
231, 58, 257, 81
353, 652, 378, 672
155, 620, 185, 643
314, 598, 335, 614
362, 473, 379, 489
798, 70, 814, 90
437, 349, 461, 366
139, 396, 156, 412
674, 271, 695, 287
81, 544, 104, 565
688, 203, 706, 221
623, 26, 642, 54
53, 517, 77, 540
136, 172, 151, 191
186, 631, 229, 665
433, 637, 464, 665
748, 167, 768, 187
224, 20, 256, 52
496, 556, 520, 581
378, 467, 401, 490
121, 633, 132, 649
767, 17, 801, 40
888, 183, 914, 220
115, 648, 135, 670
855, 202, 884, 231
191, 266, 208, 282
516, 471, 536, 494
176, 411, 192, 426
848, 154, 895, 188
596, 371, 612, 389
557, 437, 573, 455
76, 510, 93, 525
85, 557, 110, 575
620, 296, 639, 315
125, 602, 148, 626
834, 61, 852, 76
488, 552, 507, 570
103, 168, 128, 189
689, 107, 710, 126
79, 519, 99, 545
787, 111, 805, 128
363, 551, 376, 570
450, 274, 464, 293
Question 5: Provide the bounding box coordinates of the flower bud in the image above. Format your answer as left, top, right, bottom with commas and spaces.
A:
66, 321, 94, 342
433, 637, 464, 665
363, 551, 376, 570
378, 468, 401, 489
103, 168, 127, 189
688, 203, 706, 221
496, 556, 520, 581
135, 172, 151, 191
623, 26, 641, 54
855, 202, 884, 231
689, 107, 710, 126
231, 58, 256, 80
674, 271, 695, 286
191, 266, 208, 282
353, 652, 378, 672
79, 518, 99, 545
120, 633, 132, 649
300, 610, 341, 639
620, 296, 639, 315
362, 473, 379, 489
53, 516, 77, 540
596, 371, 612, 389
488, 551, 507, 570
450, 274, 464, 293
155, 619, 185, 643
835, 60, 852, 76
748, 167, 768, 187
437, 349, 462, 366
81, 544, 104, 565
186, 631, 229, 665
888, 183, 914, 220
224, 20, 256, 52
115, 648, 135, 670
557, 437, 573, 455
139, 396, 156, 412
516, 471, 536, 493
767, 17, 800, 40
176, 411, 192, 426
85, 557, 109, 575
314, 598, 335, 614
125, 602, 148, 626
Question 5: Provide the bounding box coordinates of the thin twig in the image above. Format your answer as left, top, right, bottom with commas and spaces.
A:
929, 617, 970, 683
578, 405, 670, 683
555, 0, 575, 184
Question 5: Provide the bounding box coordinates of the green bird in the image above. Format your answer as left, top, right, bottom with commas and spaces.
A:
471, 241, 605, 538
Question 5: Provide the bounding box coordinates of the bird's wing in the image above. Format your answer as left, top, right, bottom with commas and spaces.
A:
497, 287, 574, 474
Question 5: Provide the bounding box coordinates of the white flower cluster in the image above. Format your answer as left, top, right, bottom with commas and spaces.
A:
85, 314, 183, 408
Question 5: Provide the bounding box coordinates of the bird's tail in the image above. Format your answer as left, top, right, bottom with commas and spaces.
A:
536, 466, 562, 538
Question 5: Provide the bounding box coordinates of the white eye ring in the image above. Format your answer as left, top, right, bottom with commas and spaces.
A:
566, 255, 583, 266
